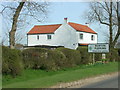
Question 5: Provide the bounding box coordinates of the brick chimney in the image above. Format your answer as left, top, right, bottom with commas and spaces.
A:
64, 18, 68, 23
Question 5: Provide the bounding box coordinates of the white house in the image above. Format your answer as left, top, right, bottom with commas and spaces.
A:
27, 18, 97, 49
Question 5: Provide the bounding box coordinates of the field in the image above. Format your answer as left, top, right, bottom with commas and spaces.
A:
3, 62, 118, 88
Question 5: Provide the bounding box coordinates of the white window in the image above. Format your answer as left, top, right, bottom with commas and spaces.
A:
91, 35, 95, 41
37, 35, 39, 40
47, 35, 52, 40
80, 33, 83, 40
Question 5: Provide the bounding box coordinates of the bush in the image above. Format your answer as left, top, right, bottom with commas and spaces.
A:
106, 49, 120, 62
23, 47, 82, 70
77, 46, 92, 64
22, 48, 48, 69
118, 49, 120, 56
57, 47, 81, 67
22, 48, 67, 71
94, 53, 102, 61
46, 50, 66, 70
2, 46, 23, 77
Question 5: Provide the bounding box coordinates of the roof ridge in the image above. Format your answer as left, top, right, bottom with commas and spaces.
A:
68, 22, 87, 26
35, 24, 62, 26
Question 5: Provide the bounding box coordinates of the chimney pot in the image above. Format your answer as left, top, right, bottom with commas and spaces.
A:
64, 18, 67, 20
64, 18, 68, 23
85, 23, 89, 27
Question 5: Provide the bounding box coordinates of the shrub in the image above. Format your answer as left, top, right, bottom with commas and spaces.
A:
94, 53, 102, 61
57, 47, 81, 67
2, 46, 23, 77
77, 46, 92, 64
118, 49, 120, 56
106, 49, 120, 62
22, 48, 67, 71
46, 50, 66, 70
22, 48, 48, 69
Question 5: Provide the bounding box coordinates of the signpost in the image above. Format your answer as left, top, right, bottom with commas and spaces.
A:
88, 43, 109, 64
88, 43, 109, 53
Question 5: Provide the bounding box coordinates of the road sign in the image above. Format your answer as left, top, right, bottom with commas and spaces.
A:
88, 43, 109, 53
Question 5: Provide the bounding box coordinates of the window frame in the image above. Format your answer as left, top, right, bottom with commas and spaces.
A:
91, 35, 95, 41
37, 35, 39, 40
80, 33, 83, 40
47, 35, 52, 40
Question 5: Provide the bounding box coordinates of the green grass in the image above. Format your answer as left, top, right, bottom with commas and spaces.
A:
3, 62, 118, 88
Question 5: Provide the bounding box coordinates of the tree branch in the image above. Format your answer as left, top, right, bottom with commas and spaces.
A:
98, 2, 110, 14
93, 6, 110, 26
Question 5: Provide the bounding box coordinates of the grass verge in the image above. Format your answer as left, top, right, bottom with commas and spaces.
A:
2, 62, 118, 88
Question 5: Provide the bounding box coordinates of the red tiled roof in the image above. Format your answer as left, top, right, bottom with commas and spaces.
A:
27, 22, 97, 34
27, 24, 62, 34
68, 22, 97, 34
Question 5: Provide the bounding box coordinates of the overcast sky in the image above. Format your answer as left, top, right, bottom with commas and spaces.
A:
1, 1, 108, 45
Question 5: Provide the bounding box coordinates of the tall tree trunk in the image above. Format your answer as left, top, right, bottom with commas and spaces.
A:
9, 2, 25, 49
109, 2, 113, 61
112, 2, 120, 47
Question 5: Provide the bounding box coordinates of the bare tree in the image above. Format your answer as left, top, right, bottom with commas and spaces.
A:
1, 0, 49, 49
85, 1, 120, 61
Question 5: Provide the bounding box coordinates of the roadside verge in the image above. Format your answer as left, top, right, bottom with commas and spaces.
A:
50, 72, 118, 88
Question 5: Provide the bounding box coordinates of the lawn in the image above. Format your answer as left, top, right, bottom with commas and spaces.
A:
2, 62, 118, 88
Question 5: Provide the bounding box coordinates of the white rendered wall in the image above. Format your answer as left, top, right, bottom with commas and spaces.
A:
27, 33, 55, 46
27, 22, 97, 49
76, 31, 97, 44
28, 23, 78, 49
53, 23, 78, 49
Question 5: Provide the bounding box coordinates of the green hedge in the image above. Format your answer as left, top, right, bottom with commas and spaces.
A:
118, 49, 120, 56
22, 47, 93, 70
46, 49, 66, 70
77, 46, 92, 64
56, 47, 81, 67
22, 47, 82, 70
106, 49, 120, 62
4, 46, 119, 76
94, 53, 102, 61
2, 46, 23, 77
22, 48, 67, 71
22, 48, 48, 69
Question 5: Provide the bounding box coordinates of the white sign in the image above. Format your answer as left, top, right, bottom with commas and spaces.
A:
88, 43, 109, 53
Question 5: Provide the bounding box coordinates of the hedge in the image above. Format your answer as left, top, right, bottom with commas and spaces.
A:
2, 46, 23, 77
77, 46, 93, 64
3, 46, 119, 76
118, 49, 120, 56
22, 47, 93, 71
22, 48, 48, 69
56, 47, 81, 67
94, 53, 102, 61
106, 49, 120, 62
22, 48, 67, 71
46, 49, 66, 70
